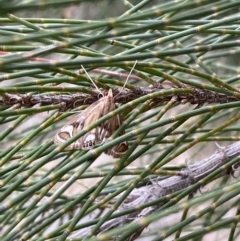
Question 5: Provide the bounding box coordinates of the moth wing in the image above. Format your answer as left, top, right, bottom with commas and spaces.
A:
54, 88, 128, 156
104, 112, 128, 158
105, 142, 128, 158
81, 93, 117, 149
54, 95, 114, 150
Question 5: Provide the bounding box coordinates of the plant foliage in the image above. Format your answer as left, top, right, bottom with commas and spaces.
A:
1, 0, 240, 240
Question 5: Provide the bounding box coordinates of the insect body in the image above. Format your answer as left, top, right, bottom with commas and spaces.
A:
54, 89, 128, 158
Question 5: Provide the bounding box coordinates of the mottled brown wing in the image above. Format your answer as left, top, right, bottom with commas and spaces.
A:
104, 111, 128, 158
54, 89, 115, 150
54, 89, 128, 157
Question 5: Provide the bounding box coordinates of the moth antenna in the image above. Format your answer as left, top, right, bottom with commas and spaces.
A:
121, 60, 137, 91
115, 60, 138, 99
81, 65, 103, 96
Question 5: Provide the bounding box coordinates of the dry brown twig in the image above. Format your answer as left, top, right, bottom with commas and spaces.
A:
69, 141, 240, 240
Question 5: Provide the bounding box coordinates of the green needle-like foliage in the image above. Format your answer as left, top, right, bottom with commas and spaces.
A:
1, 1, 240, 241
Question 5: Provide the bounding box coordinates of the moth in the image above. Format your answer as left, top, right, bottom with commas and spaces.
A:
54, 89, 128, 158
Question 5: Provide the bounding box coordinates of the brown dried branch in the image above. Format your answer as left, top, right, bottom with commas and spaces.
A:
0, 86, 239, 110
70, 141, 240, 240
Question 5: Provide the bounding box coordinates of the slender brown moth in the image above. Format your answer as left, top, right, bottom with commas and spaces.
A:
54, 62, 137, 157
